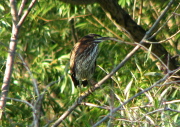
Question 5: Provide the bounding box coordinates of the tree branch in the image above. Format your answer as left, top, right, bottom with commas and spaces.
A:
0, 0, 37, 119
146, 0, 174, 38
81, 99, 180, 111
18, 54, 39, 96
148, 3, 180, 40
0, 0, 19, 119
17, 0, 37, 28
18, 0, 27, 17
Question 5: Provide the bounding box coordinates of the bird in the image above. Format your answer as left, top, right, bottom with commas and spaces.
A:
70, 34, 110, 87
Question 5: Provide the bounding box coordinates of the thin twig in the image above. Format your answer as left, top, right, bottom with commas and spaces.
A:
138, 107, 180, 122
17, 0, 37, 28
145, 29, 180, 44
116, 118, 149, 124
6, 97, 37, 125
18, 0, 27, 17
38, 14, 92, 22
18, 54, 39, 96
18, 54, 65, 127
81, 99, 180, 111
17, 53, 40, 127
166, 108, 180, 113
18, 54, 64, 127
6, 97, 35, 113
146, 0, 174, 38
173, 12, 180, 16
42, 78, 63, 95
161, 80, 180, 85
162, 66, 180, 85
149, 3, 180, 40
135, 42, 168, 70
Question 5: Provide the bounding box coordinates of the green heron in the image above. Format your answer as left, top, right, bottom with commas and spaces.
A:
70, 34, 110, 87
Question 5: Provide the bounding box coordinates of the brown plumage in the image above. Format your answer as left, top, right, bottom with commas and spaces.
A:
70, 34, 109, 87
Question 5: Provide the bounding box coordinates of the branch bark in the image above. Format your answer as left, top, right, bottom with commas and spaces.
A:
0, 0, 37, 119
0, 0, 19, 119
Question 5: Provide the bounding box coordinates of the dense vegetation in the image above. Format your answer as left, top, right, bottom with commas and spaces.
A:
0, 0, 179, 126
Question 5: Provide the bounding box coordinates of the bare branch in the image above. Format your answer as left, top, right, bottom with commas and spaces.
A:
138, 107, 180, 122
6, 97, 35, 113
162, 80, 180, 85
0, 0, 19, 119
18, 0, 27, 17
173, 12, 180, 16
18, 54, 39, 96
17, 0, 37, 28
145, 29, 180, 44
6, 97, 38, 127
149, 3, 180, 40
37, 14, 92, 22
0, 0, 37, 119
81, 99, 180, 111
166, 108, 180, 113
146, 0, 174, 38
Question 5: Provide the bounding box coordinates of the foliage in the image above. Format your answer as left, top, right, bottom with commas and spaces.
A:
0, 0, 179, 126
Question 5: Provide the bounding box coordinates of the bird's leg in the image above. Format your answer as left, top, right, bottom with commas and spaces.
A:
87, 79, 97, 94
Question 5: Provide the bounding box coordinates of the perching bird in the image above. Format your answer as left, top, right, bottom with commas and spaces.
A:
70, 34, 110, 87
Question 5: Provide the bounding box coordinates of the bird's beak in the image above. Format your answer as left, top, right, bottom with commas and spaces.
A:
94, 37, 116, 43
